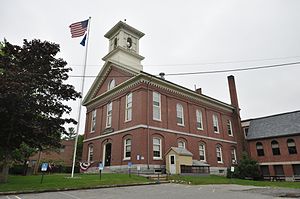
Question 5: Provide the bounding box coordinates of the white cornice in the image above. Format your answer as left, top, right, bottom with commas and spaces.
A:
82, 61, 138, 106
83, 124, 237, 145
85, 74, 234, 113
259, 161, 300, 165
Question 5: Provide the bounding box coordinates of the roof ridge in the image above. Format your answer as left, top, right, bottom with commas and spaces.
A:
243, 110, 300, 121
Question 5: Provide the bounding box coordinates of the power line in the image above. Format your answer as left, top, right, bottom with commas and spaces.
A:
164, 61, 300, 76
67, 61, 300, 78
67, 55, 300, 67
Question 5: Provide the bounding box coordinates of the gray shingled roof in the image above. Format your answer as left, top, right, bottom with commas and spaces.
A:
247, 111, 300, 140
170, 147, 193, 156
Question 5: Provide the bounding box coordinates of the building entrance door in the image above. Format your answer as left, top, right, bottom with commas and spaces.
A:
104, 143, 112, 166
169, 155, 176, 174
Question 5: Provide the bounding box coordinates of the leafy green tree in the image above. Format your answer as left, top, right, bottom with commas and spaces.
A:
76, 135, 84, 163
0, 39, 80, 183
229, 152, 260, 179
66, 127, 76, 140
12, 143, 37, 175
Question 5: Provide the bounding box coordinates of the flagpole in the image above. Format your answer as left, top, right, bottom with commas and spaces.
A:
71, 17, 91, 178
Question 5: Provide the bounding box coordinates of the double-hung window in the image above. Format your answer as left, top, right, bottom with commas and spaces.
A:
153, 92, 161, 121
124, 139, 132, 160
153, 138, 162, 159
125, 93, 132, 121
176, 104, 184, 126
231, 148, 237, 164
196, 110, 203, 130
199, 143, 206, 161
91, 110, 96, 132
227, 120, 233, 136
216, 145, 223, 163
106, 102, 112, 127
213, 114, 219, 133
88, 145, 94, 163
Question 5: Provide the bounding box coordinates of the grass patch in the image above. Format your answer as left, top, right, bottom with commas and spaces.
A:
169, 175, 300, 189
0, 173, 151, 193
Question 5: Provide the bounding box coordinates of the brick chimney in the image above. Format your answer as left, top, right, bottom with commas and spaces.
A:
227, 75, 240, 115
227, 75, 246, 155
195, 88, 202, 94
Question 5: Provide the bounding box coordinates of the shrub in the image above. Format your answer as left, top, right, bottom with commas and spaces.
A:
227, 152, 261, 180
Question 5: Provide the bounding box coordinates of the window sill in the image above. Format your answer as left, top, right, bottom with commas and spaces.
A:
124, 119, 132, 123
177, 123, 185, 127
214, 131, 220, 134
197, 128, 204, 131
90, 131, 95, 134
153, 118, 162, 122
217, 161, 223, 164
153, 158, 163, 160
123, 158, 131, 161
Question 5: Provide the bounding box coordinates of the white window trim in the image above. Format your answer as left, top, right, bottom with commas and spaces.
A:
90, 110, 96, 133
231, 148, 237, 164
106, 102, 112, 128
178, 141, 186, 149
176, 103, 185, 126
227, 120, 233, 136
153, 92, 161, 121
196, 109, 203, 130
213, 114, 219, 133
153, 137, 162, 160
107, 79, 115, 91
199, 143, 206, 162
216, 146, 223, 163
125, 93, 132, 122
123, 139, 131, 160
88, 145, 93, 164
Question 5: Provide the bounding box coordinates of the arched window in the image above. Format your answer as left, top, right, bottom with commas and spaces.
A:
178, 141, 185, 149
153, 137, 162, 159
256, 142, 264, 156
124, 138, 132, 160
287, 139, 297, 154
88, 145, 94, 163
108, 79, 115, 91
176, 103, 184, 126
199, 143, 206, 161
216, 145, 223, 163
271, 140, 280, 155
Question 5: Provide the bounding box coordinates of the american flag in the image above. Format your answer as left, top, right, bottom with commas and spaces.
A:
69, 19, 89, 38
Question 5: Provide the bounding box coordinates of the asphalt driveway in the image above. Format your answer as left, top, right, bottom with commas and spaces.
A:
2, 183, 300, 199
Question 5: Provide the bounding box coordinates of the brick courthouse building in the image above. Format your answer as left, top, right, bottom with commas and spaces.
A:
81, 21, 244, 174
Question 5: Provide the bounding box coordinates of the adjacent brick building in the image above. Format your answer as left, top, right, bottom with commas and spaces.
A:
242, 111, 300, 180
29, 139, 75, 172
81, 21, 244, 175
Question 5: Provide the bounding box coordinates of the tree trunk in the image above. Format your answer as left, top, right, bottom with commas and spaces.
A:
0, 158, 10, 183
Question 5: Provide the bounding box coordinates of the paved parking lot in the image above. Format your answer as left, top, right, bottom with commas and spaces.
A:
2, 183, 300, 199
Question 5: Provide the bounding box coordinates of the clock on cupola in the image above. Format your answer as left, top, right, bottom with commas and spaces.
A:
102, 21, 145, 72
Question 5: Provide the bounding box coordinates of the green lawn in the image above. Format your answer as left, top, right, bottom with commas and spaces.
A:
169, 175, 300, 189
0, 173, 151, 193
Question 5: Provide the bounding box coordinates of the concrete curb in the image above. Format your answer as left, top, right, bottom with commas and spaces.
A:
0, 181, 170, 196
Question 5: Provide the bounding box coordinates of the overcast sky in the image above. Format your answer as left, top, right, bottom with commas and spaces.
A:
2, 0, 300, 133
